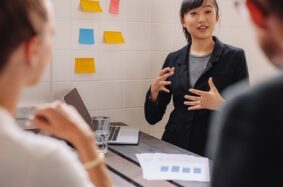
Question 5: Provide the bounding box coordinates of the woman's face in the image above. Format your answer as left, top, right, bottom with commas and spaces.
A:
27, 0, 54, 85
182, 0, 218, 41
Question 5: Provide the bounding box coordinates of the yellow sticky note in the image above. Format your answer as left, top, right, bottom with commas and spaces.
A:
75, 58, 96, 74
80, 0, 103, 12
104, 31, 125, 44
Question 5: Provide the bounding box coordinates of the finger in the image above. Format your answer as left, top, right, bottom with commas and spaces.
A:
34, 107, 60, 125
160, 81, 171, 86
188, 105, 202, 111
184, 95, 200, 101
160, 71, 174, 81
30, 116, 52, 133
36, 103, 53, 111
161, 87, 170, 93
159, 67, 171, 76
184, 101, 200, 106
56, 102, 73, 115
189, 89, 206, 96
34, 107, 55, 118
208, 77, 216, 90
35, 101, 61, 113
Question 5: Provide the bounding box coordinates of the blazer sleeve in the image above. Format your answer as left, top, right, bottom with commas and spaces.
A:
144, 53, 173, 125
232, 49, 250, 84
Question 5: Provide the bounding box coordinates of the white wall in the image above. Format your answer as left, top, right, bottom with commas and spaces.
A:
19, 0, 278, 139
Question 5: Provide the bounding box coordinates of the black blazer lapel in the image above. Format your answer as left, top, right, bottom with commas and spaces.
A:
175, 45, 190, 92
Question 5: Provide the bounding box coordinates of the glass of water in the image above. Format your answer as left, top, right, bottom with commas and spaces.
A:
92, 116, 110, 154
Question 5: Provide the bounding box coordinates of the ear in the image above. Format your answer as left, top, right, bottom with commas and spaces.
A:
23, 36, 40, 68
180, 17, 185, 27
216, 13, 219, 22
266, 16, 283, 52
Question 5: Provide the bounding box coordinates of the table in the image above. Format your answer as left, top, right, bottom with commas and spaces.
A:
106, 122, 212, 187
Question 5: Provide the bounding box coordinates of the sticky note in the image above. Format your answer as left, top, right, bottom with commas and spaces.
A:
79, 28, 95, 45
103, 31, 125, 44
80, 0, 103, 12
109, 0, 120, 14
75, 58, 96, 74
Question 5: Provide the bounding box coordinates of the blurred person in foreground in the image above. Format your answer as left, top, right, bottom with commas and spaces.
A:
0, 0, 112, 186
208, 0, 283, 186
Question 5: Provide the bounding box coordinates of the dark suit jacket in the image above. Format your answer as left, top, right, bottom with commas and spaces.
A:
208, 74, 283, 187
144, 37, 249, 156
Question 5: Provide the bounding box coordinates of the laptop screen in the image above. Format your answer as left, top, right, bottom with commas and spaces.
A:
63, 88, 92, 126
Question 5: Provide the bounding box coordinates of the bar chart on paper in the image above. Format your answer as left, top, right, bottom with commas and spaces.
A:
136, 153, 210, 182
160, 165, 202, 174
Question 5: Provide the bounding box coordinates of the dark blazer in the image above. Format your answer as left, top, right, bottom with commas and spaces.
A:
208, 74, 283, 187
144, 36, 249, 156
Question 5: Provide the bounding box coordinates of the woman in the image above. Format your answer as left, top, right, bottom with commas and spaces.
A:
144, 0, 249, 156
0, 0, 112, 187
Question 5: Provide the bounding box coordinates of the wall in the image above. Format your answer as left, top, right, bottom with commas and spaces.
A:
19, 0, 278, 139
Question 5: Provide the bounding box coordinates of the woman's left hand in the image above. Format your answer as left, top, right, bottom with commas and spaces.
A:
184, 77, 225, 111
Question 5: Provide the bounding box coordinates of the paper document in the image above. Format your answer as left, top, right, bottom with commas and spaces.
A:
136, 153, 210, 182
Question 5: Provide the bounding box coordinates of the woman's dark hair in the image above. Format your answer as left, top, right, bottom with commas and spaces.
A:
180, 0, 219, 43
0, 0, 48, 71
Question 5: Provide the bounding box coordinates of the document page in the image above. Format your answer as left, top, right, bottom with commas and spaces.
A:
136, 153, 210, 182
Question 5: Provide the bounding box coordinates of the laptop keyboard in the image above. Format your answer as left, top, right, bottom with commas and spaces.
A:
109, 126, 120, 141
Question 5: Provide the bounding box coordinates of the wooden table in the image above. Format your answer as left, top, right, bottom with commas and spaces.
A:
106, 122, 211, 187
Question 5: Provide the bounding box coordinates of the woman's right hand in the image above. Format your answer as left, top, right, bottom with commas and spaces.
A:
30, 101, 94, 149
150, 67, 175, 102
31, 101, 113, 187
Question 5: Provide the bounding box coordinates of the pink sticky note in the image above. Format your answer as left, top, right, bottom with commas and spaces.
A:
110, 0, 120, 14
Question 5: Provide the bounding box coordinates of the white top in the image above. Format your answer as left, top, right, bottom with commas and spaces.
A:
0, 107, 93, 187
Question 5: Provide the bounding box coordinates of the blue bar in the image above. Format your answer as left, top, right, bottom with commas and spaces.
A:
182, 167, 191, 173
160, 166, 169, 172
193, 168, 202, 174
171, 166, 180, 173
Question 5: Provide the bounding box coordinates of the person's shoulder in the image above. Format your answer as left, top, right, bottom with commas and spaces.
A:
162, 45, 188, 67
222, 43, 245, 55
244, 74, 283, 104
167, 45, 188, 58
214, 37, 244, 54
208, 75, 283, 159
224, 74, 283, 111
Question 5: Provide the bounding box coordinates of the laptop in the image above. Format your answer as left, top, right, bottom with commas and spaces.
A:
63, 88, 139, 145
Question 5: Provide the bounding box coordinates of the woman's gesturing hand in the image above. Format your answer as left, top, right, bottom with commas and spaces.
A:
184, 77, 225, 111
150, 67, 175, 102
